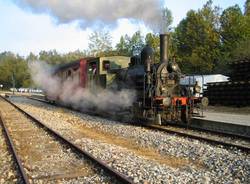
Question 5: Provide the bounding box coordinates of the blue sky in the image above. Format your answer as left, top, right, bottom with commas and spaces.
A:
0, 0, 246, 56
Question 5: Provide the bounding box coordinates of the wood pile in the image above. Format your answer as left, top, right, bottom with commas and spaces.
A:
204, 59, 250, 106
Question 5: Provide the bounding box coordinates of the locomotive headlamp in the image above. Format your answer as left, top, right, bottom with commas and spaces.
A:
194, 81, 201, 94
167, 62, 179, 73
194, 85, 201, 93
201, 97, 209, 107
163, 97, 171, 106
171, 62, 179, 72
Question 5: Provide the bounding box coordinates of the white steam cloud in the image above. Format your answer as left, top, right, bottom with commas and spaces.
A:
29, 61, 135, 113
13, 0, 162, 30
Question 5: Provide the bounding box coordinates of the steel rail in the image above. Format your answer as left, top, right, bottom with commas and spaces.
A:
28, 96, 250, 141
166, 122, 250, 140
144, 124, 250, 152
27, 97, 54, 104
0, 112, 30, 184
1, 96, 133, 184
26, 96, 250, 152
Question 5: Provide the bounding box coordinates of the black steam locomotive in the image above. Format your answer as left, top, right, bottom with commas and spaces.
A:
115, 34, 203, 124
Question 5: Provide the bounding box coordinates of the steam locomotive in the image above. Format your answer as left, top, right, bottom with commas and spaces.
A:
115, 34, 207, 124
48, 34, 207, 125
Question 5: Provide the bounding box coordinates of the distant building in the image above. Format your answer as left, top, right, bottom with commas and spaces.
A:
180, 74, 229, 93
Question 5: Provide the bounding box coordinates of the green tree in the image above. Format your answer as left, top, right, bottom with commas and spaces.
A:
88, 30, 112, 56
219, 5, 245, 72
220, 2, 250, 62
62, 50, 87, 61
174, 0, 220, 74
243, 7, 250, 39
0, 52, 31, 88
37, 50, 88, 64
232, 39, 250, 59
38, 50, 65, 65
116, 36, 130, 56
145, 33, 160, 62
220, 5, 244, 55
26, 52, 38, 61
116, 31, 145, 56
128, 31, 144, 56
245, 0, 250, 16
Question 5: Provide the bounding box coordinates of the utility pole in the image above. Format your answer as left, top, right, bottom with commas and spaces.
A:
12, 72, 15, 94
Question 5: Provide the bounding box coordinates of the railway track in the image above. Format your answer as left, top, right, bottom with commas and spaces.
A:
0, 96, 133, 184
0, 112, 26, 183
0, 112, 30, 184
166, 122, 250, 140
26, 96, 250, 152
143, 124, 250, 152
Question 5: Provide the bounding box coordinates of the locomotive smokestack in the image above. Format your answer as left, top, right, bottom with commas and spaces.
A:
160, 34, 169, 63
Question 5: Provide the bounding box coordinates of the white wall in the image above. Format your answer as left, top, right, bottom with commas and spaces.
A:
180, 74, 229, 93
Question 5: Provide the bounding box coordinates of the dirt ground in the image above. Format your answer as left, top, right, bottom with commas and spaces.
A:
205, 105, 250, 115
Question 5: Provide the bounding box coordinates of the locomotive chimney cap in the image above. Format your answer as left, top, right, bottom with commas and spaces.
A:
141, 45, 154, 63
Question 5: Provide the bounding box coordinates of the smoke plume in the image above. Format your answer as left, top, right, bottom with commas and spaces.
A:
29, 61, 136, 113
13, 0, 162, 30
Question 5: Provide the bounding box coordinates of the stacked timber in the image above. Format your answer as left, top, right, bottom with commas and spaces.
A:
204, 58, 250, 106
229, 59, 250, 81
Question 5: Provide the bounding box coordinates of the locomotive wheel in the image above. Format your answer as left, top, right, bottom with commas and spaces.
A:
201, 97, 209, 107
181, 105, 191, 124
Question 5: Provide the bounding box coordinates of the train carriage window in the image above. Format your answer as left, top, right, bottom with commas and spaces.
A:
102, 60, 110, 71
67, 70, 72, 77
88, 62, 97, 75
92, 63, 97, 75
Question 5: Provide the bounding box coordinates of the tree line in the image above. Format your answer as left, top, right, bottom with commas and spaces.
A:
0, 0, 250, 89
71, 0, 250, 74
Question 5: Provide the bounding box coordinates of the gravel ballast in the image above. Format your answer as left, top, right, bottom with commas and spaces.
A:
0, 117, 21, 184
0, 98, 117, 184
8, 97, 250, 183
